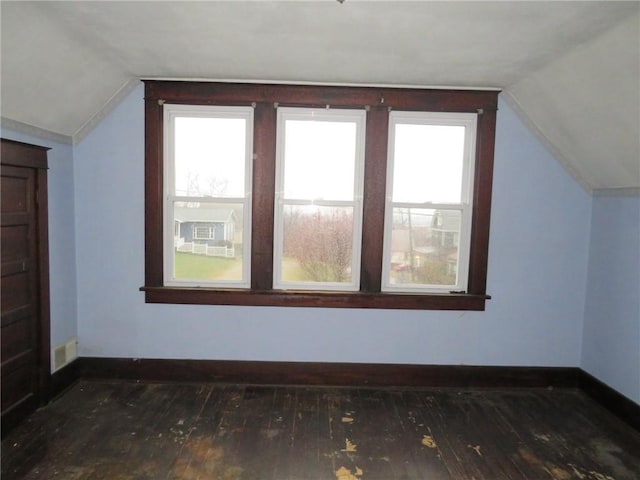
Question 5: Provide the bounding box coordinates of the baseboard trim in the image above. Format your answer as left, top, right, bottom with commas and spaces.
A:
76, 357, 640, 431
78, 357, 578, 388
579, 370, 640, 432
50, 359, 81, 400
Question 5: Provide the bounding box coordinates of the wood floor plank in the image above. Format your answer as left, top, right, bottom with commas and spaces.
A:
392, 390, 453, 480
472, 391, 548, 479
346, 388, 410, 479
497, 389, 640, 480
230, 385, 285, 479
70, 382, 211, 480
2, 382, 640, 480
169, 384, 246, 480
1, 381, 117, 479
410, 390, 481, 479
417, 389, 555, 479
275, 388, 328, 480
325, 389, 364, 480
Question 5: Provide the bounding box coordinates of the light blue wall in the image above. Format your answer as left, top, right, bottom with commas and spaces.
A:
73, 83, 593, 367
582, 196, 640, 403
1, 127, 78, 356
7, 83, 637, 402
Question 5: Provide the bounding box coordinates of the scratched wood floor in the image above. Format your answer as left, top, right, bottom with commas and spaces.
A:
2, 381, 639, 480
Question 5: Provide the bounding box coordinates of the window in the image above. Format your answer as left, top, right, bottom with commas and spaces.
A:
382, 112, 477, 293
142, 81, 498, 310
274, 108, 366, 291
193, 226, 215, 240
163, 104, 252, 288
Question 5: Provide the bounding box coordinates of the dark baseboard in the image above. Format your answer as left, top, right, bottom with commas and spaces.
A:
78, 357, 578, 389
579, 370, 640, 432
76, 357, 639, 432
50, 360, 81, 400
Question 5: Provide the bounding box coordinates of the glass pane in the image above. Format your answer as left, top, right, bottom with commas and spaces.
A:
173, 202, 244, 282
174, 117, 247, 197
283, 120, 357, 201
281, 205, 354, 284
392, 124, 465, 204
387, 208, 460, 287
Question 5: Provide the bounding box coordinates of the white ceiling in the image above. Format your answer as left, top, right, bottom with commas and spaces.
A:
1, 1, 638, 192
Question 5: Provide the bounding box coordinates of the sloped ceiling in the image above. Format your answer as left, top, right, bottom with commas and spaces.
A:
1, 1, 638, 192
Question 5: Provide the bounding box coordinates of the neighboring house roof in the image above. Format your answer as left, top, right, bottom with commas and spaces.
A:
391, 229, 437, 257
174, 206, 236, 223
431, 210, 459, 232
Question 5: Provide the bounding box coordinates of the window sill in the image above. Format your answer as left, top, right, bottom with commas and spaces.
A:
140, 286, 489, 311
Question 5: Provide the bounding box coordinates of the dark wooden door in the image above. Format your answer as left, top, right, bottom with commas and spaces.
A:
1, 139, 50, 437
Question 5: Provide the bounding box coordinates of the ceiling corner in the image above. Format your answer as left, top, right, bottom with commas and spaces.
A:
500, 91, 595, 194
72, 78, 142, 144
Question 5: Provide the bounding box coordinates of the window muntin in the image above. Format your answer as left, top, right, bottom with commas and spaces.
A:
193, 225, 215, 240
163, 104, 253, 288
273, 108, 366, 291
382, 112, 477, 293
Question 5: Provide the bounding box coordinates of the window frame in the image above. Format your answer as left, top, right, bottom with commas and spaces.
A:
273, 107, 367, 292
142, 81, 498, 310
162, 103, 253, 289
381, 111, 478, 294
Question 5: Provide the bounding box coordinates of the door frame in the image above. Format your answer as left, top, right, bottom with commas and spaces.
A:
1, 138, 52, 408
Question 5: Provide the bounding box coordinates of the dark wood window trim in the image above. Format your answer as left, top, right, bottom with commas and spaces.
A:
141, 81, 498, 310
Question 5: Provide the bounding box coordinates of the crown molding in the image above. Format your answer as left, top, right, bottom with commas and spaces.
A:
0, 117, 72, 145
72, 77, 141, 144
592, 187, 640, 197
500, 90, 594, 194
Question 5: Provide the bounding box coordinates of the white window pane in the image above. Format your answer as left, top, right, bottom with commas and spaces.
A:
392, 124, 465, 204
174, 117, 247, 197
280, 205, 355, 284
283, 120, 357, 201
173, 202, 244, 282
387, 208, 460, 288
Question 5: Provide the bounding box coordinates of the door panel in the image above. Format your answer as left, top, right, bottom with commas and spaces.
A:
1, 175, 28, 213
1, 225, 30, 262
2, 272, 32, 312
1, 354, 35, 411
2, 315, 32, 362
1, 139, 50, 437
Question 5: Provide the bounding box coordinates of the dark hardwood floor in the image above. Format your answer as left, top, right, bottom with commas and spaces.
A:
2, 381, 639, 479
